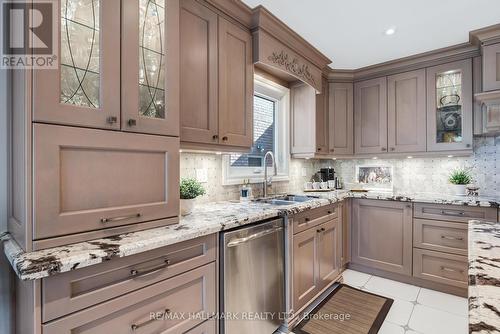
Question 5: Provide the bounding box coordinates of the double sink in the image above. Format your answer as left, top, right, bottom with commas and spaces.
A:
253, 194, 317, 206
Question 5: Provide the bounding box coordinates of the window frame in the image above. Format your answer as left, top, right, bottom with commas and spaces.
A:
222, 75, 290, 186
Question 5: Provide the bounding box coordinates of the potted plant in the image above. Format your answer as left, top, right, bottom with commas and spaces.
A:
448, 168, 473, 196
180, 178, 206, 216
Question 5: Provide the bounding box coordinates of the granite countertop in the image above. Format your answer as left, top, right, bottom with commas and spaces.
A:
469, 220, 500, 333
3, 191, 499, 281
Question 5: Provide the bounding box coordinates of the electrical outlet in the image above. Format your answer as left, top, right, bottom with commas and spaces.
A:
196, 168, 208, 183
301, 168, 307, 177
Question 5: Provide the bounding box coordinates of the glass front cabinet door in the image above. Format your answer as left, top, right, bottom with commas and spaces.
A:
122, 0, 180, 136
426, 59, 473, 151
33, 0, 121, 129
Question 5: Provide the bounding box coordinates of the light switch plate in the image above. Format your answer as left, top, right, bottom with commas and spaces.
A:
196, 168, 208, 183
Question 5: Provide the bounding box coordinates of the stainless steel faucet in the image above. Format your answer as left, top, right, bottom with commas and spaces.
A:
263, 151, 277, 198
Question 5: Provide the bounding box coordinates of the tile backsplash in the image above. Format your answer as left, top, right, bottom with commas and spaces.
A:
181, 136, 500, 203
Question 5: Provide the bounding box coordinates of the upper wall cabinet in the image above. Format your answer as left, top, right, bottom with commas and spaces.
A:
328, 82, 354, 155
122, 0, 180, 136
354, 77, 387, 154
290, 82, 316, 155
426, 59, 473, 151
180, 0, 218, 144
218, 17, 253, 148
315, 77, 329, 154
33, 0, 121, 130
483, 43, 500, 91
179, 0, 253, 149
33, 0, 180, 137
387, 69, 426, 153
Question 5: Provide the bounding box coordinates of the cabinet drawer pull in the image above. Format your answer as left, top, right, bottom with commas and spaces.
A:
305, 217, 311, 222
212, 134, 218, 140
440, 266, 464, 274
440, 210, 465, 217
222, 136, 228, 141
381, 147, 387, 151
316, 229, 322, 233
390, 147, 395, 151
327, 210, 332, 214
321, 227, 326, 232
101, 213, 141, 224
441, 235, 464, 241
106, 116, 117, 124
128, 119, 137, 126
131, 308, 171, 331
130, 258, 170, 278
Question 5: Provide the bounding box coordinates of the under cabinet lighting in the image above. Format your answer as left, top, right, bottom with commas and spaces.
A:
332, 158, 337, 160
407, 156, 413, 159
215, 152, 222, 155
385, 27, 396, 35
448, 155, 454, 158
179, 149, 183, 153
372, 157, 378, 160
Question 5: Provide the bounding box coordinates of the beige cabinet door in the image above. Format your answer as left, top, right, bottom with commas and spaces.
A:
291, 82, 316, 154
33, 0, 121, 130
33, 123, 179, 239
317, 218, 342, 290
483, 43, 500, 91
426, 59, 473, 151
292, 227, 319, 312
352, 199, 413, 276
354, 77, 388, 154
329, 82, 354, 155
316, 77, 329, 154
180, 0, 219, 144
218, 17, 253, 148
122, 0, 180, 136
387, 69, 426, 153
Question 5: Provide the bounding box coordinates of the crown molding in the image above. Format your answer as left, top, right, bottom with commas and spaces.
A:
201, 0, 253, 27
470, 23, 500, 46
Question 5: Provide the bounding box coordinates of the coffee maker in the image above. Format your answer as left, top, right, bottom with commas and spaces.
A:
319, 167, 335, 182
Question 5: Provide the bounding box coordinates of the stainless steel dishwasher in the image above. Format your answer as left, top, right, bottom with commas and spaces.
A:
220, 218, 285, 334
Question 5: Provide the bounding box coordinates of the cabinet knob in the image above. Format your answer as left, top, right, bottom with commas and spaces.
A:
330, 149, 335, 152
317, 148, 321, 151
128, 119, 137, 127
305, 217, 310, 222
316, 229, 322, 233
321, 227, 326, 232
381, 147, 387, 151
106, 116, 117, 124
212, 134, 218, 140
390, 147, 395, 151
466, 144, 471, 148
222, 136, 228, 141
327, 211, 332, 214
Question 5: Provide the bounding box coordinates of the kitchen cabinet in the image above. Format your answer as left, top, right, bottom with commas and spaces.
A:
180, 0, 218, 144
354, 77, 388, 154
180, 2, 253, 149
292, 206, 341, 312
316, 77, 329, 154
329, 82, 354, 155
218, 17, 254, 148
291, 82, 317, 155
387, 69, 427, 153
426, 59, 473, 151
34, 0, 180, 137
483, 43, 500, 91
33, 0, 121, 130
122, 0, 180, 136
351, 199, 412, 276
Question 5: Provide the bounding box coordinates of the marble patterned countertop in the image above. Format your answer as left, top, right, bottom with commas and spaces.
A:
3, 191, 499, 281
469, 220, 500, 334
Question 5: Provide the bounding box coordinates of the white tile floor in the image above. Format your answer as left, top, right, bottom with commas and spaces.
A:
342, 269, 468, 334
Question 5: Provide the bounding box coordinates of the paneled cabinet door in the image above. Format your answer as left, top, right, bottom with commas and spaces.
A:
180, 0, 218, 144
293, 227, 319, 312
316, 77, 329, 154
122, 0, 180, 136
329, 82, 354, 155
218, 17, 253, 148
354, 77, 388, 154
351, 199, 412, 276
387, 69, 426, 153
426, 59, 473, 151
317, 218, 341, 290
33, 0, 121, 129
483, 43, 500, 91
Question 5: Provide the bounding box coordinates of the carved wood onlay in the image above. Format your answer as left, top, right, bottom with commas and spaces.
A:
267, 50, 317, 87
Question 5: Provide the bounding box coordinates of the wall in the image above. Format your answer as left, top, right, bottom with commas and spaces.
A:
333, 136, 500, 198
180, 153, 332, 203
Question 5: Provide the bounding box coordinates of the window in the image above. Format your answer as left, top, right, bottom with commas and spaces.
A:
222, 76, 290, 185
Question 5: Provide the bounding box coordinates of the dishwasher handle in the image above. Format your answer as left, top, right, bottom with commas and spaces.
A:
226, 226, 283, 248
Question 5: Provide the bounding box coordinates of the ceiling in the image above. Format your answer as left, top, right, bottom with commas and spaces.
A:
242, 0, 500, 69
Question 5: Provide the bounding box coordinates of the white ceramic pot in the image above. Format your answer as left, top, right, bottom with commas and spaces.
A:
450, 184, 467, 196
180, 199, 195, 216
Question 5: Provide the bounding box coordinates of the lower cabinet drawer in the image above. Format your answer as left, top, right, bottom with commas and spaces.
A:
413, 248, 468, 288
413, 203, 497, 223
293, 204, 338, 234
43, 263, 216, 334
42, 235, 216, 322
413, 219, 468, 255
185, 320, 216, 334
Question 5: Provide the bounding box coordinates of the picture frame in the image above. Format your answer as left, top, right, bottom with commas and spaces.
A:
355, 165, 393, 191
